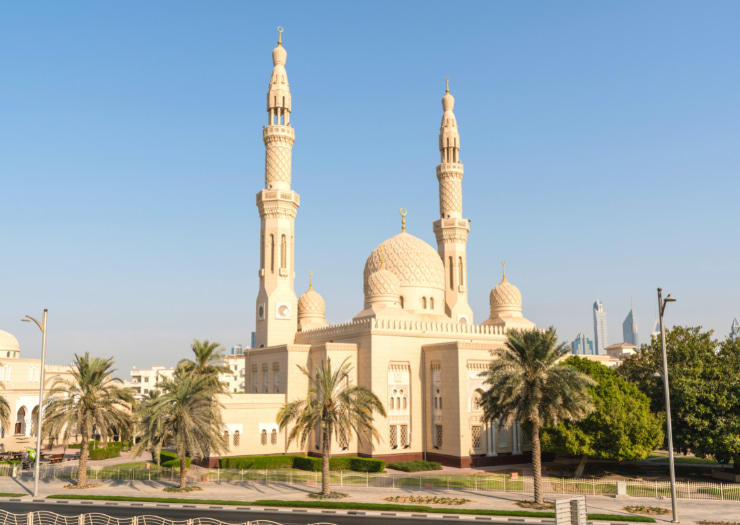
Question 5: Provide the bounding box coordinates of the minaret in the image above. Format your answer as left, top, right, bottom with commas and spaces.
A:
433, 79, 473, 323
255, 27, 300, 348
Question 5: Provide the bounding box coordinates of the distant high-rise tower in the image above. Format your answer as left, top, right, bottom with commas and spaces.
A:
623, 305, 639, 348
571, 332, 595, 355
731, 318, 740, 342
593, 299, 608, 355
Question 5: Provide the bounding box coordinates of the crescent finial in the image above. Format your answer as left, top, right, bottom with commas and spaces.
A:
308, 270, 313, 289
501, 260, 507, 282
400, 208, 407, 232
445, 77, 449, 94
277, 26, 284, 46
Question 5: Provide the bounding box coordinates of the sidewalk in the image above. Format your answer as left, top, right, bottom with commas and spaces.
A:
1, 476, 736, 524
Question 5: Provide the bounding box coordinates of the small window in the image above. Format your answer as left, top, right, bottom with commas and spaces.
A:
472, 425, 482, 449
234, 431, 240, 447
390, 397, 395, 410
271, 429, 278, 445
403, 397, 407, 410
422, 297, 427, 309
261, 430, 267, 445
400, 424, 408, 447
430, 297, 434, 310
223, 431, 229, 446
390, 425, 398, 448
435, 424, 443, 448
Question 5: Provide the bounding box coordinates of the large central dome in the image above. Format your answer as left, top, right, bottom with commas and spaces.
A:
364, 232, 445, 294
0, 330, 20, 352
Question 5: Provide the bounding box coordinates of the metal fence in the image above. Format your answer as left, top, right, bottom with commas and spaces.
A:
3, 464, 739, 502
0, 510, 333, 525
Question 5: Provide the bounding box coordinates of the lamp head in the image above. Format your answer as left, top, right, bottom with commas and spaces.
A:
21, 317, 31, 322
665, 294, 676, 303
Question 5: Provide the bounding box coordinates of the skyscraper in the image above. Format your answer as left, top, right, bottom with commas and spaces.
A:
731, 318, 739, 342
623, 306, 639, 348
571, 332, 595, 355
593, 299, 608, 355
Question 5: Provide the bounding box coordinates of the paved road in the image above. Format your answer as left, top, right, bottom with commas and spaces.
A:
0, 501, 549, 525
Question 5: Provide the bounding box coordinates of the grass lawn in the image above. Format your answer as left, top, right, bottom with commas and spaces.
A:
654, 457, 730, 465
0, 493, 28, 497
45, 494, 655, 522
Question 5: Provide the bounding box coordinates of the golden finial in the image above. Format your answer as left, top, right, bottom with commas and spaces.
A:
445, 77, 450, 94
399, 208, 407, 232
501, 260, 507, 283
277, 26, 284, 46
308, 270, 313, 290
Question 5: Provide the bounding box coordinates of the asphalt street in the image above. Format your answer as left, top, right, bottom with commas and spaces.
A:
0, 501, 546, 525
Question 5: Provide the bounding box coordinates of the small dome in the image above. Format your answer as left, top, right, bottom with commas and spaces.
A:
364, 232, 445, 293
0, 330, 20, 352
367, 268, 400, 299
272, 44, 287, 66
298, 285, 325, 319
442, 92, 455, 112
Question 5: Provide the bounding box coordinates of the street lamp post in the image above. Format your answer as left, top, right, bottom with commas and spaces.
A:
658, 289, 678, 523
21, 309, 48, 499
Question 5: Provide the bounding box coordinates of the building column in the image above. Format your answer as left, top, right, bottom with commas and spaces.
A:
487, 421, 497, 456
513, 422, 522, 455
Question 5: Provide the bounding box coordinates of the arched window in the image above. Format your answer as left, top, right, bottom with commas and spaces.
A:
223, 430, 229, 446
458, 257, 464, 287
271, 429, 278, 445
261, 429, 267, 445
270, 234, 275, 274
403, 397, 407, 410
448, 257, 454, 289
430, 297, 434, 310
280, 235, 287, 268
390, 397, 395, 410
422, 297, 427, 309
233, 430, 240, 447
400, 296, 404, 308
434, 397, 438, 409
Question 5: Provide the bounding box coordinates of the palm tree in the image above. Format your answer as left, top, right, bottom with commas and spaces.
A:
480, 328, 596, 504
132, 374, 228, 489
0, 391, 10, 437
177, 340, 230, 392
42, 353, 133, 488
277, 358, 386, 496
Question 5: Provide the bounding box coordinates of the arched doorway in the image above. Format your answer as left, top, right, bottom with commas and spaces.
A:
15, 407, 26, 436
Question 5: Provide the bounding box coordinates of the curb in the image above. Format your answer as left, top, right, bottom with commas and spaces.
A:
0, 497, 646, 525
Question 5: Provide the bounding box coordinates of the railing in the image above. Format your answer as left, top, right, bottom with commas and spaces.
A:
0, 510, 331, 525
5, 464, 740, 502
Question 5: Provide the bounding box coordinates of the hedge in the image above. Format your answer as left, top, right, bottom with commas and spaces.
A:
219, 455, 302, 470
157, 450, 191, 468
293, 456, 384, 472
88, 447, 120, 460
387, 460, 442, 472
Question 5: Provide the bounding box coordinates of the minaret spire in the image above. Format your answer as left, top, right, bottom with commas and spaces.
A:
433, 78, 473, 323
255, 27, 300, 348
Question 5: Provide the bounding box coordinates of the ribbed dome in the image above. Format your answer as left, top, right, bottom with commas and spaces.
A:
298, 286, 325, 318
0, 330, 20, 352
367, 268, 400, 298
364, 232, 445, 293
490, 278, 522, 308
442, 92, 455, 111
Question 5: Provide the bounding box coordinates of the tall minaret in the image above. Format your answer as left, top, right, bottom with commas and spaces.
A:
255, 27, 300, 348
433, 79, 473, 323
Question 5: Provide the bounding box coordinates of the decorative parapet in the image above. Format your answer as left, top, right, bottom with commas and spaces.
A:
294, 316, 507, 344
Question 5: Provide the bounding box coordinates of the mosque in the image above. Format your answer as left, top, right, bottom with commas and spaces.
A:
214, 29, 538, 468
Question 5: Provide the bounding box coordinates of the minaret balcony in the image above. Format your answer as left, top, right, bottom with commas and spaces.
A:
263, 125, 295, 140
436, 163, 464, 176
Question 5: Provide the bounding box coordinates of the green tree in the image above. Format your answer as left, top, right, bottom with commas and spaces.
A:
43, 353, 133, 488
480, 328, 595, 504
132, 374, 228, 488
277, 358, 386, 496
619, 327, 740, 473
540, 356, 664, 477
177, 339, 230, 392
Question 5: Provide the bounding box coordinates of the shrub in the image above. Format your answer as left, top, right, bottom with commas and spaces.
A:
219, 455, 301, 470
162, 457, 191, 468
348, 457, 385, 472
294, 456, 322, 471
156, 450, 191, 468
293, 456, 385, 472
388, 460, 442, 472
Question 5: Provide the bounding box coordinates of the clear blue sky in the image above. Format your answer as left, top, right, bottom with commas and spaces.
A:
3, 1, 738, 373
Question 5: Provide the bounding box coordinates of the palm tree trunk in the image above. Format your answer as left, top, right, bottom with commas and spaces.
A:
531, 421, 543, 504
574, 454, 588, 478
78, 426, 89, 488
178, 443, 188, 489
321, 425, 331, 495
